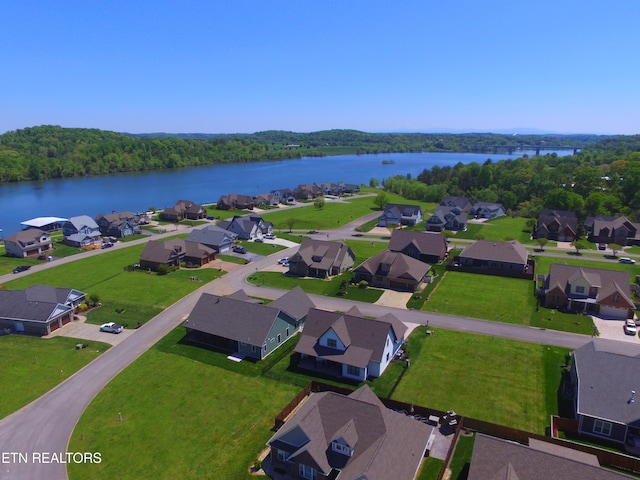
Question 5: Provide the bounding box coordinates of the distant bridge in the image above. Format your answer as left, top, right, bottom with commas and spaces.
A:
467, 145, 582, 156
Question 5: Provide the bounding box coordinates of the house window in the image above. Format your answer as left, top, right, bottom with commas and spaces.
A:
332, 442, 352, 456
286, 327, 290, 338
299, 464, 316, 480
251, 345, 256, 352
263, 344, 267, 352
277, 334, 281, 344
386, 352, 390, 362
552, 295, 559, 304
327, 338, 337, 348
613, 294, 620, 302
277, 449, 287, 462
593, 419, 612, 437
347, 365, 360, 377
575, 286, 585, 294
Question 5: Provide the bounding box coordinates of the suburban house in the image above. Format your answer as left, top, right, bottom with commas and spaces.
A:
440, 195, 472, 213
288, 239, 355, 278
469, 433, 631, 480
470, 201, 506, 219
139, 239, 215, 271
184, 286, 314, 360
95, 211, 138, 238
352, 250, 431, 291
0, 284, 86, 336
162, 199, 206, 221
388, 230, 448, 264
535, 209, 578, 242
319, 182, 360, 196
456, 240, 530, 277
295, 306, 407, 381
293, 184, 324, 200
569, 339, 640, 450
541, 263, 634, 319
268, 385, 431, 480
218, 214, 273, 240
186, 225, 238, 253
378, 203, 423, 227
4, 229, 52, 258
425, 206, 467, 232
62, 215, 102, 247
584, 216, 640, 246
216, 193, 256, 210
271, 188, 295, 203
254, 193, 279, 207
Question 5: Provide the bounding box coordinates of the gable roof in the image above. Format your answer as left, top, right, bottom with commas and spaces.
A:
0, 285, 84, 323
140, 239, 214, 264
4, 228, 50, 245
469, 434, 631, 480
388, 230, 447, 257
382, 203, 422, 219
66, 215, 99, 231
441, 195, 472, 210
267, 286, 315, 321
268, 385, 431, 480
186, 224, 238, 246
573, 339, 640, 425
292, 238, 354, 271
460, 240, 528, 265
295, 308, 407, 367
354, 250, 431, 282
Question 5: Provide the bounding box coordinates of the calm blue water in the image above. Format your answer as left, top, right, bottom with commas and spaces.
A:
0, 150, 567, 236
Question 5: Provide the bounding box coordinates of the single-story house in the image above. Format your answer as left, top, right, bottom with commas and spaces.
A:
469, 433, 631, 480
62, 215, 102, 247
268, 385, 431, 480
584, 216, 640, 246
425, 206, 467, 232
162, 199, 206, 221
288, 239, 355, 278
0, 284, 86, 336
388, 230, 448, 264
139, 239, 215, 271
352, 250, 431, 291
440, 195, 472, 213
293, 184, 324, 200
218, 214, 273, 240
4, 229, 52, 258
542, 263, 634, 319
535, 209, 578, 242
184, 286, 314, 359
457, 240, 529, 276
471, 201, 506, 219
378, 203, 423, 227
216, 193, 256, 210
569, 339, 640, 449
186, 225, 238, 253
295, 306, 407, 381
95, 211, 138, 238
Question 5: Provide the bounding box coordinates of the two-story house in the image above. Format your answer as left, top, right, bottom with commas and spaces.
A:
218, 214, 273, 240
378, 203, 423, 227
95, 211, 138, 238
4, 229, 52, 258
535, 209, 578, 242
62, 215, 101, 247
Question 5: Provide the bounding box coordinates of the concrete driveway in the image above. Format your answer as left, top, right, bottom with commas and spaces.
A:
44, 315, 136, 346
591, 315, 640, 344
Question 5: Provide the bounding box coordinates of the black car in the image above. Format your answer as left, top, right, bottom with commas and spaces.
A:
232, 245, 247, 254
12, 265, 31, 274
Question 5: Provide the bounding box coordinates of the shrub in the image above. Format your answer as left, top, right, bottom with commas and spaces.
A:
358, 280, 368, 289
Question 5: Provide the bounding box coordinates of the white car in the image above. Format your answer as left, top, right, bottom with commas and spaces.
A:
277, 257, 289, 265
264, 234, 276, 240
625, 319, 638, 336
619, 257, 636, 264
100, 322, 124, 334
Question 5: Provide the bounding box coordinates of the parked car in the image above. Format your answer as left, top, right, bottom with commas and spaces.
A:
12, 265, 31, 274
232, 245, 247, 254
624, 319, 638, 336
101, 242, 114, 249
619, 257, 636, 264
277, 257, 289, 265
100, 322, 124, 334
254, 238, 264, 243
598, 243, 607, 250
264, 234, 276, 240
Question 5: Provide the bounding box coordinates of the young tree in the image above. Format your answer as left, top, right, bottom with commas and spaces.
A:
609, 243, 622, 257
373, 192, 388, 210
314, 197, 325, 210
571, 239, 590, 255
536, 238, 548, 251
285, 218, 296, 233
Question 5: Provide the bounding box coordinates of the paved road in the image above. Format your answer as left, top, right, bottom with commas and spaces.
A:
0, 206, 634, 479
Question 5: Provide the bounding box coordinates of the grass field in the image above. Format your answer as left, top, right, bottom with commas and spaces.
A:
424, 271, 593, 334
3, 246, 225, 326
67, 329, 299, 480
452, 216, 534, 244
246, 271, 384, 303
343, 239, 389, 264
534, 254, 639, 281
392, 328, 569, 433
0, 335, 110, 420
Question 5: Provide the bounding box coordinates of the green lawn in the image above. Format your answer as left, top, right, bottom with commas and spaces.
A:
392, 328, 568, 433
0, 335, 110, 420
247, 271, 384, 303
452, 216, 534, 244
67, 328, 299, 480
3, 246, 224, 326
447, 433, 475, 480
344, 239, 389, 264
239, 239, 286, 256
424, 271, 593, 334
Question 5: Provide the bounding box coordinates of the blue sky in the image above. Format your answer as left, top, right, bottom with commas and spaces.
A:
1, 1, 638, 135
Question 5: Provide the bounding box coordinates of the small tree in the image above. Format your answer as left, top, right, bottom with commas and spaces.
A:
609, 243, 622, 257
89, 293, 100, 306
314, 197, 325, 210
526, 218, 537, 233
571, 239, 590, 255
285, 218, 296, 233
536, 238, 548, 251
373, 192, 388, 210
369, 178, 380, 188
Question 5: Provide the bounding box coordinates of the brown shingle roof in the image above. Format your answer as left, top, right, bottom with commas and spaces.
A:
388, 230, 447, 258
460, 240, 528, 265
353, 250, 431, 281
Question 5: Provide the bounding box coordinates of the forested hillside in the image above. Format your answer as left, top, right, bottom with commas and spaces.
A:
0, 125, 599, 183
381, 135, 640, 220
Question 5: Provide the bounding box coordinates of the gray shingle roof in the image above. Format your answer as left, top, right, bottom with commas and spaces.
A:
268, 385, 431, 480
573, 339, 640, 425
353, 250, 431, 282
460, 240, 528, 265
267, 286, 315, 321
0, 285, 82, 323
186, 224, 237, 246
388, 230, 447, 257
292, 239, 354, 272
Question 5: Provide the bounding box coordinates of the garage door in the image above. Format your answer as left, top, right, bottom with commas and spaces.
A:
599, 305, 628, 319
49, 321, 60, 332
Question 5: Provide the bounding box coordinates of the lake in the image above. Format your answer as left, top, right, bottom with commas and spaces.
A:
0, 150, 567, 236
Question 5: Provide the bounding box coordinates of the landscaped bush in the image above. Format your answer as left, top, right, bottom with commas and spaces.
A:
357, 280, 368, 289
